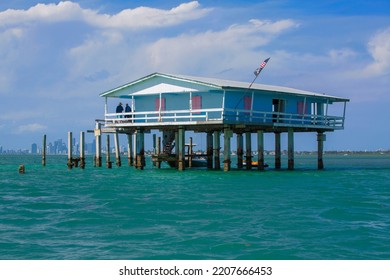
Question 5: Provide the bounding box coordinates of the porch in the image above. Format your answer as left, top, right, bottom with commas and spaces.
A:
103, 107, 345, 131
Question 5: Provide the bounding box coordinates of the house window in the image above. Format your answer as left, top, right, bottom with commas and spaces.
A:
244, 95, 252, 112
297, 101, 309, 115
155, 97, 166, 111
191, 95, 202, 114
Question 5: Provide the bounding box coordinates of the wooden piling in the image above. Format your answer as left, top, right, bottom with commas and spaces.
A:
288, 128, 294, 170
67, 132, 73, 169
213, 131, 220, 170
206, 132, 213, 169
80, 131, 85, 169
42, 134, 46, 167
237, 133, 243, 169
317, 132, 325, 170
106, 134, 112, 168
177, 127, 185, 171
223, 128, 231, 171
127, 133, 133, 166
18, 165, 25, 174
245, 132, 252, 169
275, 132, 281, 169
188, 136, 193, 168
135, 130, 145, 170
257, 130, 264, 171
174, 131, 179, 167
157, 136, 161, 169
94, 122, 102, 167
114, 131, 121, 167
152, 134, 157, 167
132, 133, 136, 167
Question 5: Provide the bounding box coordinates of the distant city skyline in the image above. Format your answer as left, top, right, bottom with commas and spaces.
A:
1, 135, 389, 155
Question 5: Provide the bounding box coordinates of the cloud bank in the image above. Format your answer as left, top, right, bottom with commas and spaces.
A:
365, 27, 390, 75
0, 1, 211, 29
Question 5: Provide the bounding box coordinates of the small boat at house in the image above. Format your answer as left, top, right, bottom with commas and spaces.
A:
243, 161, 269, 168
166, 156, 208, 168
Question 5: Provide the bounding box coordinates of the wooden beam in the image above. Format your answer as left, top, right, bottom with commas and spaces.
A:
67, 131, 72, 169
317, 132, 325, 170
213, 131, 220, 170
275, 132, 281, 169
207, 132, 213, 169
257, 130, 264, 171
106, 134, 112, 168
127, 133, 133, 166
42, 134, 46, 167
135, 130, 145, 170
245, 132, 252, 169
94, 122, 102, 167
178, 127, 185, 171
237, 133, 243, 169
223, 128, 231, 171
114, 131, 121, 167
80, 131, 85, 169
288, 128, 294, 170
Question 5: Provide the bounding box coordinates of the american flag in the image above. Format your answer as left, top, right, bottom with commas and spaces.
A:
254, 57, 270, 76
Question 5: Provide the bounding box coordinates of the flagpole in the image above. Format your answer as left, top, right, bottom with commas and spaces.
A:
248, 75, 258, 90
234, 57, 270, 109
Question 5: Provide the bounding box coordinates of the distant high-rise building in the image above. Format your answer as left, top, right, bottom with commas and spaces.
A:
31, 143, 38, 154
86, 139, 96, 155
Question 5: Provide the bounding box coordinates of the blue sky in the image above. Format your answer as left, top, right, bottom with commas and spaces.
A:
1, 0, 390, 151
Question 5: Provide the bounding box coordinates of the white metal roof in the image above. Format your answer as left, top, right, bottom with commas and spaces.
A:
100, 72, 349, 102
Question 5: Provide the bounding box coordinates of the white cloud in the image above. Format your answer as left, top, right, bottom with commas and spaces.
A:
365, 27, 390, 75
249, 19, 300, 34
143, 19, 299, 74
89, 1, 212, 29
0, 27, 25, 92
0, 1, 211, 30
62, 17, 299, 86
14, 123, 47, 134
0, 1, 87, 25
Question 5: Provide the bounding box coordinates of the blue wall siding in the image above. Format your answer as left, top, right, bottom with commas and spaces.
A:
224, 91, 246, 109
133, 91, 224, 122
253, 94, 273, 112
222, 90, 325, 124
200, 91, 223, 108
130, 88, 329, 125
164, 93, 189, 111
200, 91, 223, 119
223, 91, 249, 122
134, 92, 224, 111
134, 95, 156, 112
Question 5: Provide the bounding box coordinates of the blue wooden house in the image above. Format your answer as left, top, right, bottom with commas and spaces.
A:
95, 72, 349, 171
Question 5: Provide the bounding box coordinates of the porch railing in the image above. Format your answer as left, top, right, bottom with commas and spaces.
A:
104, 107, 345, 129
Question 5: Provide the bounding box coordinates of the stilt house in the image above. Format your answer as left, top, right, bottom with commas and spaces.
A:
94, 72, 349, 170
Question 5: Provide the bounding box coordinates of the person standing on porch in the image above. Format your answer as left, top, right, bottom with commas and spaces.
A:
125, 103, 134, 122
116, 102, 124, 118
125, 103, 131, 117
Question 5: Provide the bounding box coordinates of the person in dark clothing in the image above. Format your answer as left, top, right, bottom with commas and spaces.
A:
125, 103, 132, 118
116, 102, 124, 118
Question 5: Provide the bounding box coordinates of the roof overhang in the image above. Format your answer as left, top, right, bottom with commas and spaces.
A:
100, 72, 349, 102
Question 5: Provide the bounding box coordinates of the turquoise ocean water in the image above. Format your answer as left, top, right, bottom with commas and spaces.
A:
0, 154, 389, 260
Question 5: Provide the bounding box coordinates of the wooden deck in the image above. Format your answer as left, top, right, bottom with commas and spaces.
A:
102, 107, 345, 133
